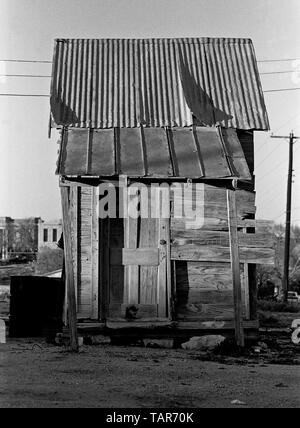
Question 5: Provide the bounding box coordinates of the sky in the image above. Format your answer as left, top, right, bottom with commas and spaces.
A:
0, 0, 299, 224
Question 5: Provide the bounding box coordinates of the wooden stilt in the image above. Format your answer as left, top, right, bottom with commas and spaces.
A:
227, 185, 245, 347
61, 185, 79, 352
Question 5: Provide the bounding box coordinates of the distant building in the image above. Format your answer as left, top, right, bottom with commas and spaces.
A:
0, 217, 14, 260
38, 219, 62, 250
0, 217, 40, 260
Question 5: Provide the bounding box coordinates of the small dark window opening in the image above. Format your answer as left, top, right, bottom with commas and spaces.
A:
43, 228, 48, 242
53, 229, 57, 242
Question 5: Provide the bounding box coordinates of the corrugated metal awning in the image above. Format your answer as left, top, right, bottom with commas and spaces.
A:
57, 126, 251, 180
50, 38, 269, 131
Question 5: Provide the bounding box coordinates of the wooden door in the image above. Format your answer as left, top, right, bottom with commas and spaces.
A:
101, 191, 171, 322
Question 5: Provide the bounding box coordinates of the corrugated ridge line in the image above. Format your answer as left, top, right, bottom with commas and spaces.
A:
51, 38, 269, 130
55, 37, 254, 44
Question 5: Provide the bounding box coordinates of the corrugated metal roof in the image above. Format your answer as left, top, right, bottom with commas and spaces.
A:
57, 126, 251, 180
50, 38, 269, 130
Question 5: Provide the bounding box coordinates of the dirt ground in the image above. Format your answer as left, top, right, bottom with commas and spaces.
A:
0, 338, 299, 408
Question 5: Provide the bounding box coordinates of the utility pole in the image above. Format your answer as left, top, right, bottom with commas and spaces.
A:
271, 132, 299, 301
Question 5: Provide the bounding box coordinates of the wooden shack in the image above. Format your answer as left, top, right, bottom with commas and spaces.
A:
50, 38, 274, 343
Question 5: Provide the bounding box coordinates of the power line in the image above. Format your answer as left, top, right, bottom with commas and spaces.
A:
256, 159, 288, 182
260, 191, 285, 207
0, 89, 299, 98
262, 183, 300, 206
258, 178, 287, 200
257, 175, 287, 195
258, 58, 300, 63
0, 94, 49, 97
0, 59, 52, 64
294, 145, 300, 154
255, 140, 284, 169
0, 57, 299, 64
3, 58, 300, 63
260, 70, 294, 75
259, 178, 286, 194
255, 112, 300, 156
0, 71, 297, 78
0, 74, 51, 78
275, 112, 300, 131
264, 87, 300, 93
255, 135, 272, 155
272, 211, 286, 221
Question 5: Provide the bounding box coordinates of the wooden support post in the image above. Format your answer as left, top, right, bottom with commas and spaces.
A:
243, 263, 250, 320
61, 185, 79, 352
227, 185, 245, 347
242, 228, 250, 320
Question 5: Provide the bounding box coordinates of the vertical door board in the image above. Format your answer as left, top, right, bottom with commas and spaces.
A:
124, 217, 139, 304
158, 217, 169, 317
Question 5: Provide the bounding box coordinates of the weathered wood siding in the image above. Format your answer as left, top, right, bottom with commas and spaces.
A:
70, 185, 98, 319
174, 261, 249, 320
101, 186, 171, 322
66, 174, 274, 326
170, 183, 274, 321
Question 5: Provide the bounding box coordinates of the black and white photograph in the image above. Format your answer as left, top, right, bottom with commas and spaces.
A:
0, 0, 299, 411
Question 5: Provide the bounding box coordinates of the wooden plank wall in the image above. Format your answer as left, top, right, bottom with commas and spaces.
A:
107, 215, 170, 321
69, 185, 99, 320
175, 261, 249, 320
171, 183, 274, 322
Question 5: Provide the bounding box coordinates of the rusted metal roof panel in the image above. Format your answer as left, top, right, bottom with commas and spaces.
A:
119, 128, 145, 176
50, 38, 269, 130
170, 128, 203, 177
195, 127, 231, 178
57, 127, 251, 180
221, 128, 252, 178
143, 128, 173, 177
92, 129, 115, 176
59, 129, 88, 175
